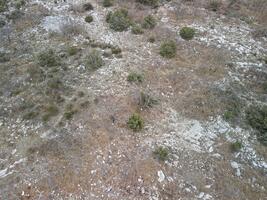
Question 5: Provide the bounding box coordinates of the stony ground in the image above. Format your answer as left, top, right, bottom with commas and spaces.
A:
0, 0, 266, 199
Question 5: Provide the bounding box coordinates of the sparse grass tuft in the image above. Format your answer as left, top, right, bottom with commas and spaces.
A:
37, 49, 60, 67
159, 40, 177, 58
83, 3, 93, 11
127, 72, 144, 83
85, 15, 93, 23
142, 15, 156, 29
111, 46, 122, 54
42, 104, 59, 122
136, 0, 159, 7
180, 27, 195, 40
230, 141, 242, 152
153, 146, 169, 161
148, 36, 156, 43
106, 9, 131, 32
67, 46, 79, 56
0, 0, 7, 12
131, 24, 144, 34
208, 0, 221, 12
85, 50, 104, 70
139, 92, 158, 109
127, 113, 144, 131
246, 105, 267, 145
103, 0, 113, 7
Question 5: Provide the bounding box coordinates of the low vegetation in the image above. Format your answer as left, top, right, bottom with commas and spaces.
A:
142, 15, 156, 29
83, 3, 93, 11
246, 105, 267, 145
153, 146, 169, 161
136, 0, 159, 7
85, 15, 93, 23
208, 0, 221, 12
0, 0, 7, 12
180, 27, 195, 40
159, 40, 177, 58
127, 72, 144, 83
67, 46, 79, 56
103, 0, 113, 7
127, 113, 144, 131
106, 9, 131, 32
42, 104, 59, 122
230, 141, 242, 152
37, 49, 60, 67
85, 50, 104, 70
131, 24, 144, 34
139, 92, 158, 109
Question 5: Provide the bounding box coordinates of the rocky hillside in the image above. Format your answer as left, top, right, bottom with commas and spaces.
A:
0, 0, 266, 199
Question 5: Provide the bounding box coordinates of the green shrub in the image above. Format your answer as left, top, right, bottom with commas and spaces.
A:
67, 46, 79, 56
0, 0, 7, 12
0, 19, 5, 28
106, 9, 131, 32
142, 15, 156, 29
83, 3, 93, 11
127, 72, 144, 83
148, 36, 155, 43
14, 0, 26, 9
37, 49, 59, 67
131, 24, 144, 34
85, 50, 104, 70
0, 52, 10, 63
136, 0, 159, 7
159, 40, 177, 58
47, 78, 63, 90
208, 0, 221, 12
153, 146, 169, 161
42, 104, 59, 122
103, 0, 113, 7
139, 92, 158, 109
111, 46, 122, 54
23, 111, 38, 120
64, 104, 77, 120
180, 27, 195, 40
246, 106, 267, 145
127, 113, 144, 131
230, 141, 242, 152
85, 15, 93, 23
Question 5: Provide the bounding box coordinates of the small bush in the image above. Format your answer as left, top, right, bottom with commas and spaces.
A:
85, 50, 104, 70
37, 49, 59, 67
230, 141, 242, 152
106, 9, 131, 32
47, 78, 63, 90
208, 0, 221, 12
127, 72, 144, 83
0, 52, 10, 63
103, 0, 113, 7
67, 46, 79, 56
0, 0, 7, 12
85, 15, 93, 23
159, 40, 177, 58
14, 0, 26, 9
131, 24, 144, 34
111, 46, 122, 54
139, 92, 158, 109
42, 104, 59, 122
136, 0, 159, 7
127, 113, 144, 131
246, 106, 267, 145
23, 111, 38, 120
64, 104, 77, 120
83, 3, 93, 11
148, 36, 155, 43
0, 19, 5, 28
153, 146, 169, 161
180, 27, 195, 40
142, 15, 156, 29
